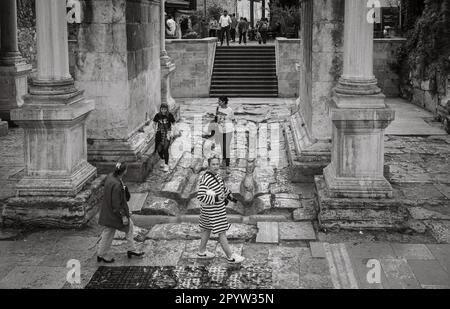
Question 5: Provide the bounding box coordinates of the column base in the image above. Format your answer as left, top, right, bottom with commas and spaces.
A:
0, 62, 32, 121
315, 176, 409, 231
88, 121, 160, 182
11, 90, 97, 198
3, 175, 106, 229
16, 161, 97, 197
0, 119, 8, 136
323, 165, 393, 199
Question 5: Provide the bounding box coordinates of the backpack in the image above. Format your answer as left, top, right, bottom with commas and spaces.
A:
260, 22, 268, 31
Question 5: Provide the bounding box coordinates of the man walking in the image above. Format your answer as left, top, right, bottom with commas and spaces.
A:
219, 10, 232, 46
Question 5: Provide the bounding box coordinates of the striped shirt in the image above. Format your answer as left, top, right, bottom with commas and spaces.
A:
197, 171, 231, 235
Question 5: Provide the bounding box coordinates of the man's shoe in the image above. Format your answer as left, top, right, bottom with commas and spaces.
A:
127, 251, 145, 259
197, 251, 215, 259
227, 254, 245, 264
163, 164, 170, 172
97, 256, 115, 264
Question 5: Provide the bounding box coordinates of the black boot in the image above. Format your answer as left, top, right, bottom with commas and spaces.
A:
97, 256, 115, 264
127, 251, 145, 259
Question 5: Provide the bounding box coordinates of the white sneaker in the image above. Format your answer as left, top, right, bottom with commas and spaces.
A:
163, 164, 170, 172
227, 254, 245, 264
159, 160, 165, 169
197, 251, 215, 259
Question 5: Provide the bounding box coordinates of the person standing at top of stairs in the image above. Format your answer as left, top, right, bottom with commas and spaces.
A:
219, 11, 232, 47
230, 14, 238, 43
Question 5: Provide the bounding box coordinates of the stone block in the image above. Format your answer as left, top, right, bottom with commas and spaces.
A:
279, 222, 316, 241
140, 196, 180, 216
256, 222, 279, 244
3, 175, 105, 229
316, 176, 410, 231
408, 260, 450, 287
391, 244, 435, 260
380, 259, 421, 289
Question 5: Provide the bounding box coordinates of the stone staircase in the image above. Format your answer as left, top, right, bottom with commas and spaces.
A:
210, 46, 278, 98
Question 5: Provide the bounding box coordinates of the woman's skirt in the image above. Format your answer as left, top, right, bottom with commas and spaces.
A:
199, 202, 231, 235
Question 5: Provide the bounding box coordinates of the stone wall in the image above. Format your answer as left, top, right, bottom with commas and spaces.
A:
276, 38, 301, 98
126, 0, 161, 135
73, 0, 161, 141
373, 38, 406, 97
166, 38, 217, 98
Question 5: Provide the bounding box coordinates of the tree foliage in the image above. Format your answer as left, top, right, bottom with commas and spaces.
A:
396, 0, 450, 97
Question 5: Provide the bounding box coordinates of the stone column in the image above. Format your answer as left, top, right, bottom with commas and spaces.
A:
160, 0, 180, 120
0, 0, 32, 121
322, 0, 395, 198
250, 0, 254, 28
10, 0, 96, 199
262, 0, 266, 19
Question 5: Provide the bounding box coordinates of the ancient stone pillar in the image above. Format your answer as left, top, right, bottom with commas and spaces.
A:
322, 0, 395, 198
0, 0, 32, 121
160, 0, 180, 120
6, 0, 99, 228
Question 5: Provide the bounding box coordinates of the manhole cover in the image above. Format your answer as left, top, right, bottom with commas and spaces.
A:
85, 265, 273, 289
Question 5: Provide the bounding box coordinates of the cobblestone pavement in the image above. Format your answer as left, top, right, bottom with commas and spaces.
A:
0, 98, 449, 289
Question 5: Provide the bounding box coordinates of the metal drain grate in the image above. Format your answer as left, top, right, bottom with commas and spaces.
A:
85, 265, 272, 289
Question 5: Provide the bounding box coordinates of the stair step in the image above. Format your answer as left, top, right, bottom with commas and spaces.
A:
212, 76, 277, 79
214, 63, 276, 67
211, 81, 278, 85
211, 85, 278, 90
213, 69, 276, 73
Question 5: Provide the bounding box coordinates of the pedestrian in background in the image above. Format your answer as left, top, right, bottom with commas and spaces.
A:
258, 18, 269, 44
219, 10, 232, 46
196, 155, 245, 264
209, 17, 219, 38
153, 103, 176, 173
230, 13, 238, 43
97, 162, 145, 264
203, 97, 235, 174
238, 17, 249, 45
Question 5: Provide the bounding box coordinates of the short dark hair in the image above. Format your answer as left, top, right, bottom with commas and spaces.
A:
208, 155, 221, 166
218, 96, 229, 104
113, 161, 128, 177
224, 10, 228, 14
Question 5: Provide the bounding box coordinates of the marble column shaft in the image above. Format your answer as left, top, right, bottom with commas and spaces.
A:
335, 0, 381, 96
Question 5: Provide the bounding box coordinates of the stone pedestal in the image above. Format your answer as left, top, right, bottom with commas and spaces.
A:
4, 0, 100, 229
0, 63, 32, 121
161, 55, 180, 121
12, 88, 97, 197
323, 93, 395, 198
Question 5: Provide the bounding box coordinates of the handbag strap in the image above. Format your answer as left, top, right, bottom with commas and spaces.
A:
205, 171, 225, 194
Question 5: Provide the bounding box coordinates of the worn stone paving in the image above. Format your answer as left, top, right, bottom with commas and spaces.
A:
0, 98, 450, 289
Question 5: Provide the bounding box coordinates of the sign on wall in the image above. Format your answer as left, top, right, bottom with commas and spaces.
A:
66, 0, 81, 24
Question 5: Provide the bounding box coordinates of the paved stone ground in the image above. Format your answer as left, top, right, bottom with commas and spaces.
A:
0, 98, 449, 289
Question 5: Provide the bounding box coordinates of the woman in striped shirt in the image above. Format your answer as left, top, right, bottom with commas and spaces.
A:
197, 155, 245, 263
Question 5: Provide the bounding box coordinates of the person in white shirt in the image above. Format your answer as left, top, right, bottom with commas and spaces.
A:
203, 97, 235, 174
219, 11, 232, 46
166, 15, 176, 37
